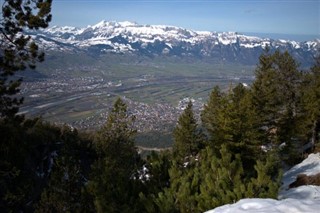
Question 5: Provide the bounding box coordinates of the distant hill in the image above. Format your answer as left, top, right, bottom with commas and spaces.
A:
30, 21, 319, 67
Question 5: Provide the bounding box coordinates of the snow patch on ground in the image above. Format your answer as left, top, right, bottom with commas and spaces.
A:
207, 198, 320, 213
205, 153, 320, 213
281, 153, 320, 189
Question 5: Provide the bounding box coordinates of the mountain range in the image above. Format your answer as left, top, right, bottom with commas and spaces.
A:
31, 20, 319, 67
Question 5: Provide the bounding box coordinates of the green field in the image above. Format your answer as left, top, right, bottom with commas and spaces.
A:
20, 53, 255, 147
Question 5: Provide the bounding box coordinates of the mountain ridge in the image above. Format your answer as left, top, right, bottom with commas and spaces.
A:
31, 20, 319, 67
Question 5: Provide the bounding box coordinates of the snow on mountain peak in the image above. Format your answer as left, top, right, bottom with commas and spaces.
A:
45, 25, 83, 35
43, 20, 314, 47
92, 20, 137, 29
34, 20, 319, 66
118, 21, 138, 27
42, 20, 319, 46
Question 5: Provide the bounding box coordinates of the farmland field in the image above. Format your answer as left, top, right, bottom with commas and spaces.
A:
19, 53, 255, 147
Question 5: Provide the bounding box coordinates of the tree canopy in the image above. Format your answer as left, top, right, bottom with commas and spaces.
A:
0, 0, 52, 118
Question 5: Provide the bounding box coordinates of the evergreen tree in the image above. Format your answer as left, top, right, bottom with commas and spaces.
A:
201, 86, 224, 153
202, 84, 261, 169
87, 98, 142, 213
197, 145, 281, 212
227, 84, 262, 168
273, 51, 301, 156
142, 150, 171, 193
0, 118, 30, 212
248, 152, 282, 199
300, 57, 320, 148
173, 101, 205, 163
251, 48, 284, 145
152, 144, 282, 213
35, 157, 82, 213
0, 0, 52, 118
251, 49, 302, 163
153, 155, 200, 213
0, 118, 62, 212
149, 101, 205, 213
35, 125, 93, 213
153, 187, 178, 213
0, 1, 52, 210
139, 151, 172, 213
196, 145, 246, 212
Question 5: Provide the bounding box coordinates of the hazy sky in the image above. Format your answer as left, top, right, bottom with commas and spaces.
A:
51, 0, 319, 37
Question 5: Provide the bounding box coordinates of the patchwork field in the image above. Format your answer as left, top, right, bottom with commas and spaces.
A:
19, 53, 255, 147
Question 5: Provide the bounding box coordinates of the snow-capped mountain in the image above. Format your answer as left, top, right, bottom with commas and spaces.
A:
31, 21, 319, 66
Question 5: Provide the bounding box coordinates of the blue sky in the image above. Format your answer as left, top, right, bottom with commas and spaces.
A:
51, 0, 319, 39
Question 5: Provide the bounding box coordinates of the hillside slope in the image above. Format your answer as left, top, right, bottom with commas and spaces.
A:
206, 153, 320, 213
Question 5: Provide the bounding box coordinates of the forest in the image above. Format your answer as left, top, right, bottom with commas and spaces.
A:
1, 1, 320, 212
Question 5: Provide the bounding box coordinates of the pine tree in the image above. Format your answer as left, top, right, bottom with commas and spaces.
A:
228, 84, 262, 168
87, 98, 142, 213
273, 51, 301, 156
201, 86, 224, 153
0, 0, 52, 118
202, 84, 261, 169
196, 146, 246, 212
139, 151, 172, 213
149, 101, 206, 213
153, 155, 201, 213
251, 48, 284, 145
248, 150, 282, 198
149, 101, 206, 212
153, 187, 179, 213
152, 146, 247, 213
173, 101, 205, 163
35, 125, 91, 213
300, 57, 320, 149
251, 49, 302, 163
143, 150, 171, 193
196, 145, 281, 212
0, 118, 30, 212
0, 1, 52, 210
35, 157, 82, 213
0, 118, 62, 212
